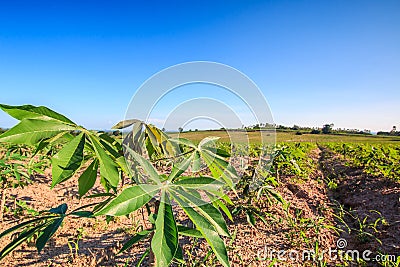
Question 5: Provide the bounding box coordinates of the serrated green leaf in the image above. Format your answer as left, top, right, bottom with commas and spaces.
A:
51, 133, 85, 187
78, 160, 99, 196
95, 185, 160, 216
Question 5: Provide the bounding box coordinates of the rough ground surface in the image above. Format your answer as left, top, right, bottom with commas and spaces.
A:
319, 147, 400, 264
0, 147, 399, 266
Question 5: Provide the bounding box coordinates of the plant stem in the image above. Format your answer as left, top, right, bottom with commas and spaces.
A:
148, 199, 160, 266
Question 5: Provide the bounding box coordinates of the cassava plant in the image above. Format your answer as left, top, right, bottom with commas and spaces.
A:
0, 104, 237, 266
0, 151, 31, 221
0, 145, 47, 221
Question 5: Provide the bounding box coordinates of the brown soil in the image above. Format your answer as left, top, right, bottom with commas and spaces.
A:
0, 147, 399, 266
319, 147, 400, 260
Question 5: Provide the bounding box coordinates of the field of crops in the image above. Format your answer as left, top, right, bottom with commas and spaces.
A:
173, 130, 400, 144
0, 105, 399, 267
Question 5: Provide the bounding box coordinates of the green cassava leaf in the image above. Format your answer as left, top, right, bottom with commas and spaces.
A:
173, 245, 185, 264
36, 217, 64, 252
115, 156, 130, 175
0, 216, 58, 239
206, 192, 233, 221
0, 221, 50, 260
96, 136, 122, 168
168, 155, 193, 181
89, 135, 119, 187
201, 151, 236, 189
245, 210, 256, 227
172, 194, 230, 267
146, 124, 178, 157
151, 191, 178, 267
144, 124, 160, 153
215, 148, 230, 158
99, 133, 123, 151
112, 119, 142, 129
69, 211, 93, 218
0, 119, 76, 145
172, 176, 224, 191
49, 203, 68, 215
95, 185, 160, 216
33, 139, 50, 156
85, 192, 115, 198
169, 137, 236, 190
0, 104, 75, 125
172, 188, 230, 237
78, 159, 99, 196
192, 151, 201, 172
198, 136, 220, 148
118, 230, 152, 254
124, 145, 161, 185
169, 138, 197, 149
177, 225, 202, 238
51, 133, 85, 187
136, 248, 150, 267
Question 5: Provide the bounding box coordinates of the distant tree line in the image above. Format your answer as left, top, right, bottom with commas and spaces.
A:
174, 123, 398, 136
241, 123, 374, 135
377, 126, 400, 136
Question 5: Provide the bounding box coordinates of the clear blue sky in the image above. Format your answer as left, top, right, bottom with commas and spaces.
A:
0, 0, 399, 132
